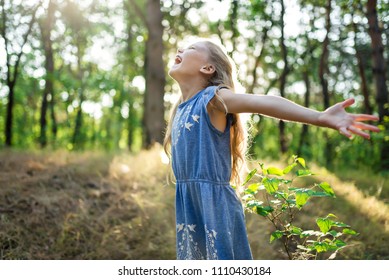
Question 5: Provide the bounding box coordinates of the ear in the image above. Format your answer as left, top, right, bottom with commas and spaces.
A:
200, 64, 216, 75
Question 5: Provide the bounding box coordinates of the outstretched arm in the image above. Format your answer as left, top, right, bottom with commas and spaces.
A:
217, 89, 380, 139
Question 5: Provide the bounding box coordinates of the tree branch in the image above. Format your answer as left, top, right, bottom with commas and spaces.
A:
12, 1, 42, 83
128, 0, 147, 26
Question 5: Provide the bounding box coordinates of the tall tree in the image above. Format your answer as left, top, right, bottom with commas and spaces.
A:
229, 0, 239, 53
366, 0, 388, 120
0, 0, 40, 146
319, 0, 331, 110
366, 0, 389, 169
247, 0, 272, 94
60, 0, 90, 148
278, 0, 289, 154
143, 0, 165, 147
318, 0, 333, 166
39, 0, 56, 147
350, 3, 372, 115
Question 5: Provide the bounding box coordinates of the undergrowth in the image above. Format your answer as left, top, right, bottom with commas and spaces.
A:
0, 146, 388, 259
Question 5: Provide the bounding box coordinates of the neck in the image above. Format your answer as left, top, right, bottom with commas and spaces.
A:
177, 79, 207, 102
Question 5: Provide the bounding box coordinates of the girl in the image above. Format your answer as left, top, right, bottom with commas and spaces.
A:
163, 40, 380, 260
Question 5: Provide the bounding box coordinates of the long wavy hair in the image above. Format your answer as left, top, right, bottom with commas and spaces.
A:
163, 40, 248, 186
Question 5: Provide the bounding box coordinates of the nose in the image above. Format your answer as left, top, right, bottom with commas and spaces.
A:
177, 48, 184, 54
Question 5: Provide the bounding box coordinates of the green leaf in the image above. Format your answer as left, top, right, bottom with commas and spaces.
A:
317, 182, 335, 197
290, 226, 303, 235
243, 169, 257, 185
316, 217, 333, 233
263, 206, 274, 212
246, 200, 263, 209
333, 239, 347, 248
262, 177, 279, 194
256, 205, 274, 217
245, 183, 262, 194
333, 221, 350, 228
329, 230, 342, 238
296, 169, 314, 177
270, 230, 283, 243
295, 190, 310, 208
313, 242, 330, 253
301, 230, 324, 237
282, 163, 297, 175
259, 163, 267, 175
326, 213, 337, 219
343, 228, 358, 235
296, 157, 306, 168
266, 167, 284, 176
310, 191, 332, 197
274, 191, 288, 200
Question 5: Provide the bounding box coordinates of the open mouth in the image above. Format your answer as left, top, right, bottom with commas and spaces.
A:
174, 55, 182, 64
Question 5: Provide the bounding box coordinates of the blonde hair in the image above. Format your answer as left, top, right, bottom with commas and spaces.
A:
163, 40, 248, 186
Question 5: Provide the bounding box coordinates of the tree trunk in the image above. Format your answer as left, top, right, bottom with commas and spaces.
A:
248, 27, 269, 94
366, 0, 389, 121
39, 0, 55, 148
143, 0, 165, 148
72, 40, 85, 149
279, 0, 289, 154
5, 83, 15, 147
229, 0, 239, 53
298, 69, 310, 157
49, 93, 58, 140
366, 0, 389, 170
72, 87, 85, 148
124, 0, 135, 151
319, 0, 333, 167
1, 0, 40, 146
319, 0, 331, 110
352, 8, 372, 115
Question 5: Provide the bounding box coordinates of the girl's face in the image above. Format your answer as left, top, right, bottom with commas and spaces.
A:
168, 42, 210, 81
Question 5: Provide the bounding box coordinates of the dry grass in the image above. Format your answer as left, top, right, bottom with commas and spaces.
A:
0, 146, 175, 259
0, 147, 388, 259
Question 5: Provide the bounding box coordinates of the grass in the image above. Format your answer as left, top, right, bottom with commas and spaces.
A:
0, 146, 175, 259
0, 146, 388, 259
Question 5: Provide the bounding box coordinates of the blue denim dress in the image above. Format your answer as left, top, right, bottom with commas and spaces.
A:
171, 86, 253, 260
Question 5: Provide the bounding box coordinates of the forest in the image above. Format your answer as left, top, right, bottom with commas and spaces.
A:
0, 0, 388, 260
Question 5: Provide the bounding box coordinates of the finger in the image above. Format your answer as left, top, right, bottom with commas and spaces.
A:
348, 125, 370, 139
342, 98, 355, 109
353, 122, 381, 132
354, 114, 380, 122
339, 127, 352, 138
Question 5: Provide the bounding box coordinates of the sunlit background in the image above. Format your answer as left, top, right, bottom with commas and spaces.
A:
0, 0, 387, 162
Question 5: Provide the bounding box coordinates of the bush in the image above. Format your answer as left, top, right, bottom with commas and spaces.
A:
240, 156, 358, 260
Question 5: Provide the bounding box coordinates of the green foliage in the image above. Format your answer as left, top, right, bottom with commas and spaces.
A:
242, 156, 358, 260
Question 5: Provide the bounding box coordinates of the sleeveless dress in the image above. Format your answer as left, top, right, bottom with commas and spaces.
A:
171, 85, 253, 260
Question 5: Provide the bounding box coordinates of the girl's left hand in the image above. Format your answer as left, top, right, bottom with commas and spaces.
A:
318, 98, 381, 139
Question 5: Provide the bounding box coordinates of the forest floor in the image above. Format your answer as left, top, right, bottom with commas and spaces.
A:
0, 146, 388, 260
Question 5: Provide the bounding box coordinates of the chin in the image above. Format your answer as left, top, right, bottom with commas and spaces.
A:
168, 67, 179, 80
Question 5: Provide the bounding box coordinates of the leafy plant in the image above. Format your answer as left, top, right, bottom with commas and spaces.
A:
241, 156, 358, 260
